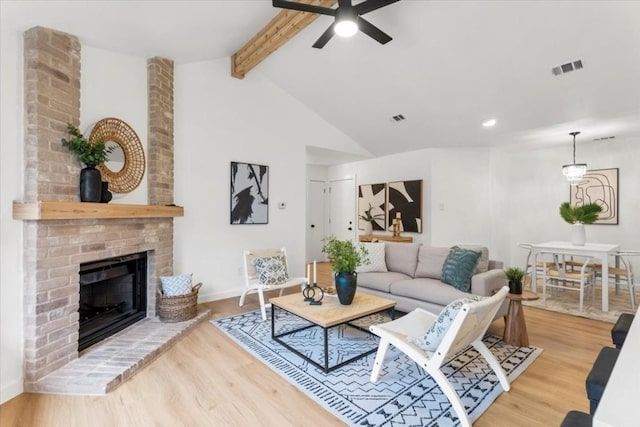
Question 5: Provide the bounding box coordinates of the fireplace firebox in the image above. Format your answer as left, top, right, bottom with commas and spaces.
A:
78, 252, 147, 351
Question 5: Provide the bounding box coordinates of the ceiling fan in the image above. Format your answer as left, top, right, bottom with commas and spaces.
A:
272, 0, 399, 49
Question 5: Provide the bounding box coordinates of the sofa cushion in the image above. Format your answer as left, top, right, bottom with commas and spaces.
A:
357, 272, 412, 293
356, 242, 388, 273
407, 294, 485, 352
385, 243, 421, 277
390, 278, 470, 306
458, 244, 490, 273
441, 246, 482, 292
414, 246, 450, 279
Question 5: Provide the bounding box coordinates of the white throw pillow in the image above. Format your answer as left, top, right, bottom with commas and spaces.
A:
253, 255, 289, 286
161, 273, 193, 296
356, 242, 388, 273
407, 295, 485, 352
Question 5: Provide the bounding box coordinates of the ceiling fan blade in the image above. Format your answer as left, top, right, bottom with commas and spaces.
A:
272, 0, 336, 16
354, 0, 399, 16
312, 23, 336, 49
357, 17, 393, 44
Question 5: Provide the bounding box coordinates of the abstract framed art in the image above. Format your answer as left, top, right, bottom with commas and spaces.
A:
230, 161, 269, 224
569, 168, 618, 225
388, 180, 423, 233
358, 183, 386, 231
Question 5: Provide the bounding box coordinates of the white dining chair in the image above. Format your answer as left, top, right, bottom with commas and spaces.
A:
542, 254, 595, 312
591, 250, 639, 309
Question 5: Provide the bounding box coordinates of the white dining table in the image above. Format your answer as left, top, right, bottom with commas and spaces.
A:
529, 241, 620, 312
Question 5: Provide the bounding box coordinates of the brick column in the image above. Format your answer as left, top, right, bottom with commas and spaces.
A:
22, 27, 82, 386
147, 57, 174, 205
23, 26, 81, 202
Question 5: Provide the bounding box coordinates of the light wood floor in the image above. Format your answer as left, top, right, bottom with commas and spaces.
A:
1, 263, 614, 426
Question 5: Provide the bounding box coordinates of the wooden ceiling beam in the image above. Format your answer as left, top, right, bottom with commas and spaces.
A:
231, 0, 337, 79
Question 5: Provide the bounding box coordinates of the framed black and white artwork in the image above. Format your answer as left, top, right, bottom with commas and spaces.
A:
230, 161, 269, 224
569, 168, 618, 225
388, 180, 423, 233
358, 183, 387, 231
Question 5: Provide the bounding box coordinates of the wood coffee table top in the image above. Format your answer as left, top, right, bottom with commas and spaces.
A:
270, 292, 396, 328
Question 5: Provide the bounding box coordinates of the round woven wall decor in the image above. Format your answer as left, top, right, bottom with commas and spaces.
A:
89, 117, 145, 193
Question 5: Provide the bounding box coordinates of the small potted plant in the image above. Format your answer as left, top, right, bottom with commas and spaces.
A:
322, 236, 369, 305
559, 202, 603, 246
504, 267, 525, 294
61, 123, 114, 202
359, 203, 384, 235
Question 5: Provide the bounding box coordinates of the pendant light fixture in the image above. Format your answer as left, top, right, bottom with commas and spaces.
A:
562, 131, 587, 184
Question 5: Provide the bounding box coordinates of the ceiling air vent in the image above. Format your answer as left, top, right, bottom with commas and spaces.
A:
593, 135, 616, 141
552, 59, 584, 76
390, 114, 406, 123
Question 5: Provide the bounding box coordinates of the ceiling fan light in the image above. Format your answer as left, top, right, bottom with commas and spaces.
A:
335, 20, 358, 37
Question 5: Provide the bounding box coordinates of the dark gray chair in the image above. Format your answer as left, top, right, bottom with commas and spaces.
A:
585, 346, 620, 415
560, 410, 592, 427
611, 313, 634, 349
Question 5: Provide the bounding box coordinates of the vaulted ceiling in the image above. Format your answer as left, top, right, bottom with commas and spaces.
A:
3, 1, 640, 162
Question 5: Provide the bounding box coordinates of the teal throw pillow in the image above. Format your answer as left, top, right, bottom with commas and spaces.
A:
253, 255, 288, 286
407, 295, 485, 352
161, 273, 193, 296
441, 246, 482, 292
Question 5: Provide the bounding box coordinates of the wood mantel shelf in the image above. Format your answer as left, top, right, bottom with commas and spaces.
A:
13, 201, 184, 220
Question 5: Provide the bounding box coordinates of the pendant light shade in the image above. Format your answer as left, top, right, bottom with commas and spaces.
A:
562, 131, 587, 184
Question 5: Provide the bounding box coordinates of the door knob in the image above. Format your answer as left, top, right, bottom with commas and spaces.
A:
310, 224, 315, 228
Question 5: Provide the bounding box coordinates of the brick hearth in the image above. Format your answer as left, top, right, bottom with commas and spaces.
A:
20, 26, 190, 393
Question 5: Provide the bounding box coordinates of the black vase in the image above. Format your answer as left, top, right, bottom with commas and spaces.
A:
335, 272, 357, 305
100, 181, 112, 203
509, 280, 523, 295
79, 166, 102, 202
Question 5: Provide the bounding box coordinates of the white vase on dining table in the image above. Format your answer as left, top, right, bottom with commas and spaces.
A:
571, 223, 586, 246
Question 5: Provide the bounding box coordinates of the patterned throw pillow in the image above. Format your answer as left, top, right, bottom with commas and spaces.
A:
253, 255, 289, 286
407, 295, 485, 352
160, 273, 193, 296
441, 246, 482, 292
356, 242, 388, 273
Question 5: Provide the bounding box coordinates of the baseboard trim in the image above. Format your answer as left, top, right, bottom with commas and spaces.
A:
1, 377, 23, 405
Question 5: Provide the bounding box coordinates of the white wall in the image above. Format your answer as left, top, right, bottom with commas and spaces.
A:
0, 28, 25, 404
329, 147, 497, 252
80, 45, 148, 204
173, 58, 365, 302
329, 138, 640, 273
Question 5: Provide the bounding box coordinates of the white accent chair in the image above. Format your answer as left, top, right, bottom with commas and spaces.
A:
369, 286, 510, 427
240, 247, 307, 321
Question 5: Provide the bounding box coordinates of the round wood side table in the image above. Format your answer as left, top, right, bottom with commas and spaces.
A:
503, 290, 538, 347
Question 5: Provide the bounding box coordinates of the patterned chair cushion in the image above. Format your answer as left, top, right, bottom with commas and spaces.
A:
160, 273, 193, 296
356, 242, 388, 273
407, 295, 485, 352
441, 246, 482, 292
253, 255, 289, 286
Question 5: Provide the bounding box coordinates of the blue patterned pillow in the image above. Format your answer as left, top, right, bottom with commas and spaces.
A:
161, 273, 193, 296
407, 295, 485, 352
253, 255, 288, 286
441, 246, 482, 292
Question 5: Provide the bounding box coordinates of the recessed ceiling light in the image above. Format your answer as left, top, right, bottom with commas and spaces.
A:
482, 119, 496, 127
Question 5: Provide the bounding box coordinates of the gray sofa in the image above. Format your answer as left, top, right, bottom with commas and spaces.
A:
357, 242, 509, 317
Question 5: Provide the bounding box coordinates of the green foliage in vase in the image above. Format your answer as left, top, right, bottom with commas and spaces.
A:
61, 123, 113, 167
504, 267, 525, 283
321, 235, 369, 274
358, 203, 384, 224
559, 202, 603, 224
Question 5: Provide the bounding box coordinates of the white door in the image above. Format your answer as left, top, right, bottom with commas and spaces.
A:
307, 179, 326, 262
329, 177, 355, 243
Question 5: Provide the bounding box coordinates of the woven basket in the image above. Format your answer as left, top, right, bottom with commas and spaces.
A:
159, 283, 202, 322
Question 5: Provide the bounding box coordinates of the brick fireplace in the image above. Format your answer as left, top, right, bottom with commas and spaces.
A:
19, 26, 181, 392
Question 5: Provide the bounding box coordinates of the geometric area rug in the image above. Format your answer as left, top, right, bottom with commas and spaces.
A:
212, 310, 543, 427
